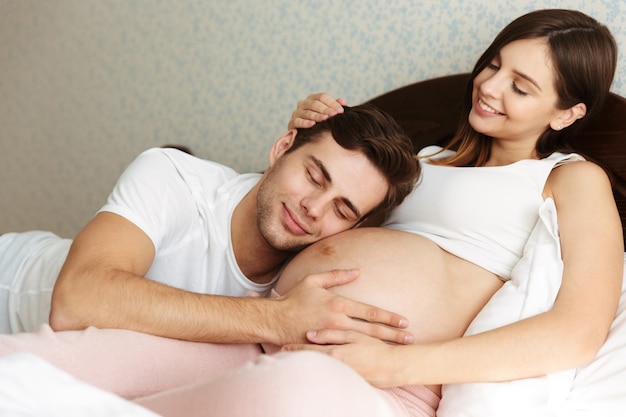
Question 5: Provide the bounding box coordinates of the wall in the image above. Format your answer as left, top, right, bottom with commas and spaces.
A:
1, 0, 625, 237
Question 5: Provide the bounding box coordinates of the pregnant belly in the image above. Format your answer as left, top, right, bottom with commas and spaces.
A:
276, 227, 503, 345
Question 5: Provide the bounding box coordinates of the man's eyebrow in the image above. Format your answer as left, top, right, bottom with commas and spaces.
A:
311, 155, 362, 219
311, 156, 332, 183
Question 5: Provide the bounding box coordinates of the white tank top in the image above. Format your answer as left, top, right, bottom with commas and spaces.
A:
383, 146, 583, 279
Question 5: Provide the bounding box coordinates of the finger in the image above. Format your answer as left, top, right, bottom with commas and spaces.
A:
305, 92, 329, 101
305, 269, 360, 289
297, 108, 331, 123
302, 93, 344, 116
349, 321, 414, 345
281, 343, 332, 353
308, 326, 412, 347
345, 299, 410, 330
289, 93, 345, 130
300, 99, 340, 118
305, 329, 357, 345
290, 117, 317, 129
314, 93, 345, 115
336, 97, 348, 106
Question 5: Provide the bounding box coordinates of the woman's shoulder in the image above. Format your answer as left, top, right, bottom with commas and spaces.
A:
550, 158, 607, 178
546, 159, 612, 195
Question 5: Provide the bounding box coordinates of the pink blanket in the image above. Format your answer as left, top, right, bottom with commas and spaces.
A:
0, 324, 261, 399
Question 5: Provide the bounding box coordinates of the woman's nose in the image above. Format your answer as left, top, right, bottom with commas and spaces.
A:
480, 71, 504, 98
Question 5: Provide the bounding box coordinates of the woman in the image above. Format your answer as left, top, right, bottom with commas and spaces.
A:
280, 8, 624, 387
0, 9, 622, 417
134, 8, 623, 417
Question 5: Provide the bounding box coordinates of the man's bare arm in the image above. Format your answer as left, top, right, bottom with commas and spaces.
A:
50, 212, 412, 345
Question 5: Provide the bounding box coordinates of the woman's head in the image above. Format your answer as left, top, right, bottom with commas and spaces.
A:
447, 9, 618, 166
478, 10, 616, 127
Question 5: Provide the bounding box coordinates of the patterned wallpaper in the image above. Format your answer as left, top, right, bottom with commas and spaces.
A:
1, 0, 625, 237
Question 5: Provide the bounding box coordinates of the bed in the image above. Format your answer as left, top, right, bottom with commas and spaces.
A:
1, 74, 625, 416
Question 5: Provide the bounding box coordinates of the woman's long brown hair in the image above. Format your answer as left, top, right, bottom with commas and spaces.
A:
432, 9, 617, 167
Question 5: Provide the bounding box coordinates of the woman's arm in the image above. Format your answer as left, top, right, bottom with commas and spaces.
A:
285, 161, 624, 388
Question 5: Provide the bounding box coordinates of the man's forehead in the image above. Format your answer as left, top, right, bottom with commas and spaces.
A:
299, 135, 362, 174
298, 132, 358, 160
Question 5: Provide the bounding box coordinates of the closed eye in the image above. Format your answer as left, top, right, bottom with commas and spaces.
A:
307, 168, 323, 187
334, 203, 349, 220
336, 198, 360, 222
307, 155, 360, 222
512, 82, 528, 96
307, 156, 331, 188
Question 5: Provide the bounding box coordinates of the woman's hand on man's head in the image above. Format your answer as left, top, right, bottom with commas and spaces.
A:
288, 93, 347, 130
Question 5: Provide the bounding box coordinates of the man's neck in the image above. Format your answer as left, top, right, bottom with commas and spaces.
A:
231, 186, 292, 284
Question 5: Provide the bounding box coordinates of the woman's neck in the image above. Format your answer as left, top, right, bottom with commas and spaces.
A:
487, 140, 539, 166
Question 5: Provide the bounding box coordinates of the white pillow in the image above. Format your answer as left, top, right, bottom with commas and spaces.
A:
437, 199, 576, 417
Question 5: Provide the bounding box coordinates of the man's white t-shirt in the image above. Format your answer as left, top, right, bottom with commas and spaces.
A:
1, 148, 276, 332
99, 148, 274, 296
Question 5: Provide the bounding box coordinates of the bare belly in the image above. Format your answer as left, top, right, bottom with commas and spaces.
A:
275, 227, 504, 395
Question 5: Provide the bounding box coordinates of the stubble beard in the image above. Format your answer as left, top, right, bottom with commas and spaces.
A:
256, 182, 311, 253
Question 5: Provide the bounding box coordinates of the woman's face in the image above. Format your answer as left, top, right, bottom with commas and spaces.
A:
468, 38, 562, 150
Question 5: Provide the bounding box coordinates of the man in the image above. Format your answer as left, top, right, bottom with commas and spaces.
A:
1, 104, 418, 347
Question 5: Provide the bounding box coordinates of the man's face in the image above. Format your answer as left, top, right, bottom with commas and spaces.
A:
257, 131, 388, 252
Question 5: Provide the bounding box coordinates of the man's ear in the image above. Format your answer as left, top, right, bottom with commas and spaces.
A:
550, 102, 587, 131
268, 129, 298, 167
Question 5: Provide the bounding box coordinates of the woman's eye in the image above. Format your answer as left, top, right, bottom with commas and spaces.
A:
487, 62, 500, 71
512, 82, 528, 96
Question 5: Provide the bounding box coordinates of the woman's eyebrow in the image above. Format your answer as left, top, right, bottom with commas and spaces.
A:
495, 49, 542, 91
513, 70, 542, 91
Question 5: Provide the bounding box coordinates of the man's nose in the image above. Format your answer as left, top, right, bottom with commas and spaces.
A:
301, 193, 332, 220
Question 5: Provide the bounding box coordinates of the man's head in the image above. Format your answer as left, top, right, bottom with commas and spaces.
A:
257, 104, 418, 252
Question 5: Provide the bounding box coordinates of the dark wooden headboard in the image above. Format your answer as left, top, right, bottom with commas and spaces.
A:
367, 73, 626, 247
